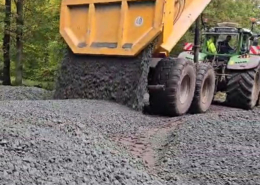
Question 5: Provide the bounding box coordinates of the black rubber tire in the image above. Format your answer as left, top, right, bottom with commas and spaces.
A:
149, 57, 196, 116
148, 67, 155, 85
226, 67, 260, 110
190, 63, 215, 113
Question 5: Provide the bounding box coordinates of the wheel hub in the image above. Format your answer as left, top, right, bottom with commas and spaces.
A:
252, 71, 260, 103
180, 75, 190, 104
201, 77, 211, 104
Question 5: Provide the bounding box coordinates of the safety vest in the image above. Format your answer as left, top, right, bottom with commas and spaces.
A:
207, 39, 217, 54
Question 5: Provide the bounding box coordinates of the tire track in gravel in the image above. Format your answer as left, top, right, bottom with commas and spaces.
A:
110, 119, 183, 171
155, 105, 260, 185
109, 103, 241, 174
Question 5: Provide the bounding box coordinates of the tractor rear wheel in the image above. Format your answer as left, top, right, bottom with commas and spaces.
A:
149, 58, 196, 116
226, 67, 260, 109
190, 63, 215, 113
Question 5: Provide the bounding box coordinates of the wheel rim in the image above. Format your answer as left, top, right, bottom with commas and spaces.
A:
252, 71, 260, 104
201, 77, 211, 104
180, 75, 191, 104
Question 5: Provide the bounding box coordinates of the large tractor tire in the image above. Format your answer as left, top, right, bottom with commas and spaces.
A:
226, 67, 260, 110
190, 63, 215, 113
149, 57, 196, 116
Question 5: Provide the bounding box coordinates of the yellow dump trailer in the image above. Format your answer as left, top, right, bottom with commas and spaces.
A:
60, 0, 211, 56
55, 0, 213, 116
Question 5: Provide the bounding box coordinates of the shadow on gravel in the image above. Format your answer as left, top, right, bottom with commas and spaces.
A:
142, 100, 240, 118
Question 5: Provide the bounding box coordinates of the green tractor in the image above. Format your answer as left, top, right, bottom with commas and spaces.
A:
178, 22, 260, 113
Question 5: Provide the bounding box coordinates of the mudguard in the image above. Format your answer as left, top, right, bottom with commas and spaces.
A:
178, 51, 207, 63
227, 55, 260, 70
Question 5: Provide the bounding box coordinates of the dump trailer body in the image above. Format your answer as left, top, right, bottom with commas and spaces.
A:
55, 0, 213, 113
60, 0, 212, 56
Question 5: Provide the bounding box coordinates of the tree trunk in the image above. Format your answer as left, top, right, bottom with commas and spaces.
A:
3, 0, 11, 85
15, 0, 23, 85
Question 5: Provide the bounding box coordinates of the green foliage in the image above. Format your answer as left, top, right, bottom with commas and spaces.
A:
0, 0, 66, 87
1, 0, 260, 89
171, 0, 260, 55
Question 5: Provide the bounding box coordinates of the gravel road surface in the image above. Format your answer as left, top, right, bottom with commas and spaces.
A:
156, 107, 260, 185
0, 101, 166, 184
0, 86, 53, 100
0, 86, 260, 185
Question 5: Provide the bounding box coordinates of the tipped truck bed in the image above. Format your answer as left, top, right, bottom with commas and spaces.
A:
60, 0, 212, 57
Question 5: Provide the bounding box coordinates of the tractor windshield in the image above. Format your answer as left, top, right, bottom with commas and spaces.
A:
202, 33, 239, 55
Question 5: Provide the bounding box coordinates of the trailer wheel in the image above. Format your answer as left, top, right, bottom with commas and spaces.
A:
149, 57, 196, 116
190, 63, 215, 113
226, 67, 260, 109
148, 67, 155, 85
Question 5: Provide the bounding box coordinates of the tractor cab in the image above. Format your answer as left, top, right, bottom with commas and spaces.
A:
201, 22, 254, 57
178, 22, 260, 64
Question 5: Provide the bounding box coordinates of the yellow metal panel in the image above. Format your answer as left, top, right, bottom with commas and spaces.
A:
94, 3, 121, 43
69, 5, 89, 46
162, 0, 174, 43
86, 4, 96, 45
159, 0, 212, 53
118, 1, 128, 47
60, 0, 164, 56
60, 0, 213, 56
125, 1, 155, 44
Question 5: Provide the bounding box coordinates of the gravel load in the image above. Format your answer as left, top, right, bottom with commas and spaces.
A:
54, 39, 158, 111
0, 99, 167, 185
157, 108, 260, 185
0, 86, 53, 100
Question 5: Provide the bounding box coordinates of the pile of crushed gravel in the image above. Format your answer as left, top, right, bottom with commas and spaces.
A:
0, 99, 168, 185
1, 85, 260, 185
54, 39, 158, 111
0, 86, 53, 100
157, 108, 260, 185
